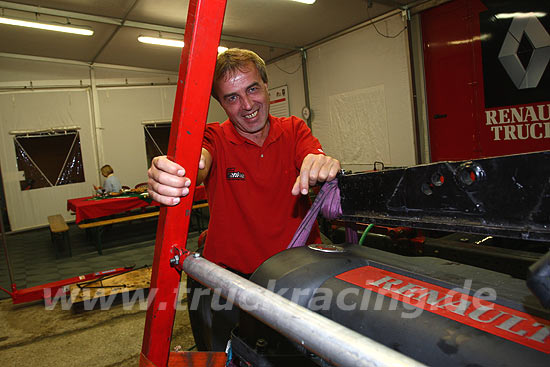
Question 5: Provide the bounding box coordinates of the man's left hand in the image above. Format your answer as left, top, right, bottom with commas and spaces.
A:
292, 154, 341, 195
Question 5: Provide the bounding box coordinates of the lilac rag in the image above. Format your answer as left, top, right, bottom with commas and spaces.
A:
287, 179, 353, 249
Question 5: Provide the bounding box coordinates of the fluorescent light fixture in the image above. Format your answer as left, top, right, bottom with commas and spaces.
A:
494, 12, 546, 19
0, 16, 94, 36
291, 0, 316, 4
138, 36, 228, 53
138, 36, 184, 47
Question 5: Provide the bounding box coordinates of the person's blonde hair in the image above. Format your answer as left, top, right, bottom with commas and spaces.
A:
212, 48, 268, 100
100, 164, 113, 176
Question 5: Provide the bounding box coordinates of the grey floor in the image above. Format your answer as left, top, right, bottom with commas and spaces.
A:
0, 216, 202, 300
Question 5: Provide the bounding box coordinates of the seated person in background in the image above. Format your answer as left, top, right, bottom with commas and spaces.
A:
94, 164, 122, 194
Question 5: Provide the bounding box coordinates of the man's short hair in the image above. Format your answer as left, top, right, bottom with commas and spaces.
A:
101, 164, 113, 176
212, 48, 268, 100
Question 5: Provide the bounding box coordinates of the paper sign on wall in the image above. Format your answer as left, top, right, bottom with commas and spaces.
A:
269, 85, 290, 117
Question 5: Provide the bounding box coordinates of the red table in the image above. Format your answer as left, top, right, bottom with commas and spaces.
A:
67, 186, 207, 223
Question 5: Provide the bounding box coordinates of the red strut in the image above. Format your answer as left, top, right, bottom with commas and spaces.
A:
140, 1, 227, 366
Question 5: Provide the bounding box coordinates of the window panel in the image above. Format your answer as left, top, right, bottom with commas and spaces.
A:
144, 123, 171, 166
14, 130, 85, 190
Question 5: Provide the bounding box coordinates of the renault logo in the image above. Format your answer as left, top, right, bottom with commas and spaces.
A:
498, 16, 550, 89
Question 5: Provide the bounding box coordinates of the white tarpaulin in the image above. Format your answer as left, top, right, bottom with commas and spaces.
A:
328, 85, 390, 164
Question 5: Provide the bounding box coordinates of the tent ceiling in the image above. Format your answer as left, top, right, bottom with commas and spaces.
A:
0, 0, 424, 71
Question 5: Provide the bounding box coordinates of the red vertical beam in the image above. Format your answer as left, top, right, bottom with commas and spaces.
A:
140, 0, 227, 366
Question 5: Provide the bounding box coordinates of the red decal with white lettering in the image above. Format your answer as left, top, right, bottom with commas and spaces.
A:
270, 98, 286, 104
336, 266, 550, 353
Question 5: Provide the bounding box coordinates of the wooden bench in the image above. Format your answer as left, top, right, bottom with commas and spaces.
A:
78, 203, 209, 255
47, 214, 72, 258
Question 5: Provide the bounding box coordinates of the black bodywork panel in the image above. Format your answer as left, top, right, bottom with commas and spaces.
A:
339, 151, 550, 241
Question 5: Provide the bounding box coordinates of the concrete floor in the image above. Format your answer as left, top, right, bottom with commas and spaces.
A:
0, 217, 203, 366
0, 212, 333, 366
0, 282, 195, 366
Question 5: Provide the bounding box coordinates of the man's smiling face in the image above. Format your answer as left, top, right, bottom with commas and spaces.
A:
214, 62, 270, 141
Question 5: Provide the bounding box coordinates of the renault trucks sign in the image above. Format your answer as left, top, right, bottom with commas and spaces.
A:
481, 1, 550, 146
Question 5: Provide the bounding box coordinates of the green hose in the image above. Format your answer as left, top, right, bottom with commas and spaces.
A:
358, 224, 374, 246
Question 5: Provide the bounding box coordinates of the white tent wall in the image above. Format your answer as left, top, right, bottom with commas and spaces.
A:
0, 56, 225, 231
0, 88, 96, 231
307, 13, 416, 172
0, 57, 91, 86
97, 85, 176, 191
96, 85, 227, 189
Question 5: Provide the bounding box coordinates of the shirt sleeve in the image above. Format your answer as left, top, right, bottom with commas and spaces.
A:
202, 123, 217, 157
202, 123, 219, 187
293, 116, 325, 168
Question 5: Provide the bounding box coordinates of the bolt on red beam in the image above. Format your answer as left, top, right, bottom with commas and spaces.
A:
140, 0, 227, 366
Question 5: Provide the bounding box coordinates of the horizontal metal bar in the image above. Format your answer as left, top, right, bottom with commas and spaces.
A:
0, 51, 91, 66
409, 0, 452, 15
371, 0, 408, 9
0, 52, 179, 75
183, 255, 427, 367
9, 126, 80, 135
125, 20, 185, 34
220, 33, 301, 50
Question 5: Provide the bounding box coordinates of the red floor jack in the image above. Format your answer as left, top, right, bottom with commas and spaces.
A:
0, 201, 133, 305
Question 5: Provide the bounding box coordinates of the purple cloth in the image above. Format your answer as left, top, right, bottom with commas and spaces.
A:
345, 227, 359, 244
287, 179, 344, 249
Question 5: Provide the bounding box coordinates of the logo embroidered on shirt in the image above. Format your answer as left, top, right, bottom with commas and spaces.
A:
226, 168, 245, 180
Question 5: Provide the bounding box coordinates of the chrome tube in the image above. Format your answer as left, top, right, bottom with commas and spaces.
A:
183, 255, 427, 367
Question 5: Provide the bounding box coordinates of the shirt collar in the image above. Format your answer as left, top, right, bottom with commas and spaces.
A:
222, 114, 282, 146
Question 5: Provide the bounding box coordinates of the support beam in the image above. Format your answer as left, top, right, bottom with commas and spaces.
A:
301, 49, 312, 128
0, 52, 178, 74
371, 0, 408, 9
140, 0, 227, 366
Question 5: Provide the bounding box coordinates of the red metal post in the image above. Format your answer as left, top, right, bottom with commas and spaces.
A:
140, 0, 227, 366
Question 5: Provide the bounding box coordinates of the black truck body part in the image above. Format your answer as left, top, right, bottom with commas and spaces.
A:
338, 151, 550, 242
230, 244, 550, 367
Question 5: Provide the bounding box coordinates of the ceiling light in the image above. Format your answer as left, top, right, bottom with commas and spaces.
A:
290, 0, 316, 4
0, 16, 93, 36
494, 12, 546, 19
138, 36, 184, 47
138, 36, 228, 53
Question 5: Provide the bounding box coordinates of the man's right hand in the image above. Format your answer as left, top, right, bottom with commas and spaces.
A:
147, 156, 190, 206
147, 152, 210, 206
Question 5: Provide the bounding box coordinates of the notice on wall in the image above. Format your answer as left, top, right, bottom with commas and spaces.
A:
269, 85, 290, 117
328, 85, 390, 165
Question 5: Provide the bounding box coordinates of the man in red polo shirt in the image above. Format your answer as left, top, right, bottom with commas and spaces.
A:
147, 48, 340, 350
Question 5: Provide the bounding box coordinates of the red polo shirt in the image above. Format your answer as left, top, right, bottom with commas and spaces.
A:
202, 115, 323, 274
